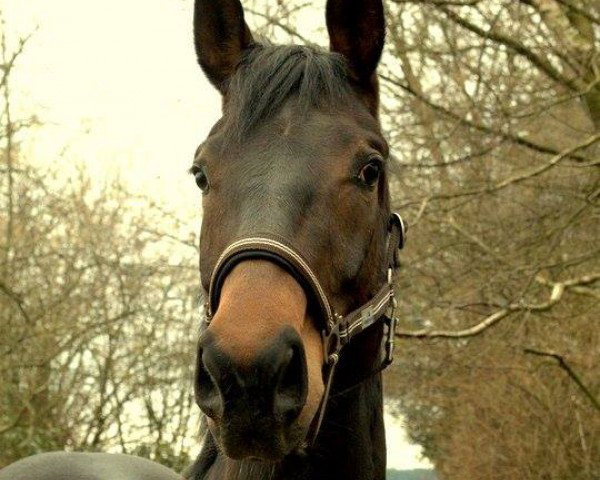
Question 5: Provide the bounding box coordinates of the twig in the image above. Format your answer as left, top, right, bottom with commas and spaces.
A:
0, 406, 26, 435
0, 280, 32, 323
246, 8, 314, 46
396, 132, 600, 206
438, 5, 581, 91
396, 307, 515, 338
380, 73, 590, 162
524, 347, 600, 412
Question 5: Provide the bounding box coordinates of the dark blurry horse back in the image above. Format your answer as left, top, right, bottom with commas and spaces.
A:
0, 452, 184, 480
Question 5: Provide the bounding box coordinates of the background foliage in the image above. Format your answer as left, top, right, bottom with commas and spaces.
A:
0, 22, 201, 469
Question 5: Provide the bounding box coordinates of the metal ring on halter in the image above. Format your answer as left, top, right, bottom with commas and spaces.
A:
390, 212, 406, 250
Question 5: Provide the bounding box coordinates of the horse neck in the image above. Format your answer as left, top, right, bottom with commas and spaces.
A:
308, 372, 387, 480
191, 373, 386, 480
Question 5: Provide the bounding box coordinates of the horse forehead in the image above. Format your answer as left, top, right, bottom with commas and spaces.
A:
224, 116, 341, 172
219, 119, 351, 238
231, 156, 319, 237
276, 107, 361, 148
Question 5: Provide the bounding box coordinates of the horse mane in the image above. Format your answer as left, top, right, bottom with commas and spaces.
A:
223, 44, 352, 141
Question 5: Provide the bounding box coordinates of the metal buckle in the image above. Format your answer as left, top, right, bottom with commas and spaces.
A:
322, 323, 343, 366
383, 293, 398, 366
383, 315, 397, 366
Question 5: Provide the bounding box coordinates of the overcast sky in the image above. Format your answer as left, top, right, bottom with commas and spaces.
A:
4, 0, 430, 470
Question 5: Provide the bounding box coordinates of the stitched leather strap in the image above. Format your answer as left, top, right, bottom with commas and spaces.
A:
207, 237, 335, 331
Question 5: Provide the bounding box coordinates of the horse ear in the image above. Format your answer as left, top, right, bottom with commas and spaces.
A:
326, 0, 385, 104
193, 0, 254, 93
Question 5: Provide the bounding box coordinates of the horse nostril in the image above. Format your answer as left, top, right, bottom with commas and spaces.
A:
274, 340, 308, 424
195, 347, 223, 419
195, 328, 308, 428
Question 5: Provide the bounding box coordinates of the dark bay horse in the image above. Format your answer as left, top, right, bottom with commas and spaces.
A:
0, 0, 403, 479
186, 0, 403, 478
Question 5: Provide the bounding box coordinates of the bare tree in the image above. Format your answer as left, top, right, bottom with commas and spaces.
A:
0, 22, 201, 469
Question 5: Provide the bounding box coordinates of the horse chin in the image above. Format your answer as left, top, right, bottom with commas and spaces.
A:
209, 417, 308, 462
221, 444, 286, 462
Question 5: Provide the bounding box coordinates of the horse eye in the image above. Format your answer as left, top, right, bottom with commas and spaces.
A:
194, 166, 210, 193
357, 160, 381, 188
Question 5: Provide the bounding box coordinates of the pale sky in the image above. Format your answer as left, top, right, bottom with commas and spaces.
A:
3, 0, 430, 471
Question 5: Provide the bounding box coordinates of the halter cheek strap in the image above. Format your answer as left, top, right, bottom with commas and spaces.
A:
204, 212, 406, 444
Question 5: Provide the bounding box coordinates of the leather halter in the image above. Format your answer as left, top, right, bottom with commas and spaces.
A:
204, 213, 406, 444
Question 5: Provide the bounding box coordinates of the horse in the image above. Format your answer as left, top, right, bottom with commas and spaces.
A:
185, 0, 404, 478
0, 0, 404, 478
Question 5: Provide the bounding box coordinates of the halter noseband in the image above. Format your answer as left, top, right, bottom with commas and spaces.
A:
204, 212, 406, 444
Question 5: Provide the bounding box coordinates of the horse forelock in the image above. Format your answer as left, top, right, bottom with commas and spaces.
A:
222, 44, 353, 142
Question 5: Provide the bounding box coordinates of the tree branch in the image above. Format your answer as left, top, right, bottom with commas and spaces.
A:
393, 0, 482, 5
396, 132, 600, 207
246, 8, 314, 45
380, 73, 591, 161
438, 5, 581, 90
396, 272, 599, 338
0, 405, 27, 436
0, 280, 32, 323
524, 347, 600, 412
551, 0, 600, 26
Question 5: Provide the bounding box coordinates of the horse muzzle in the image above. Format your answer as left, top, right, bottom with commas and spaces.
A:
196, 325, 309, 460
